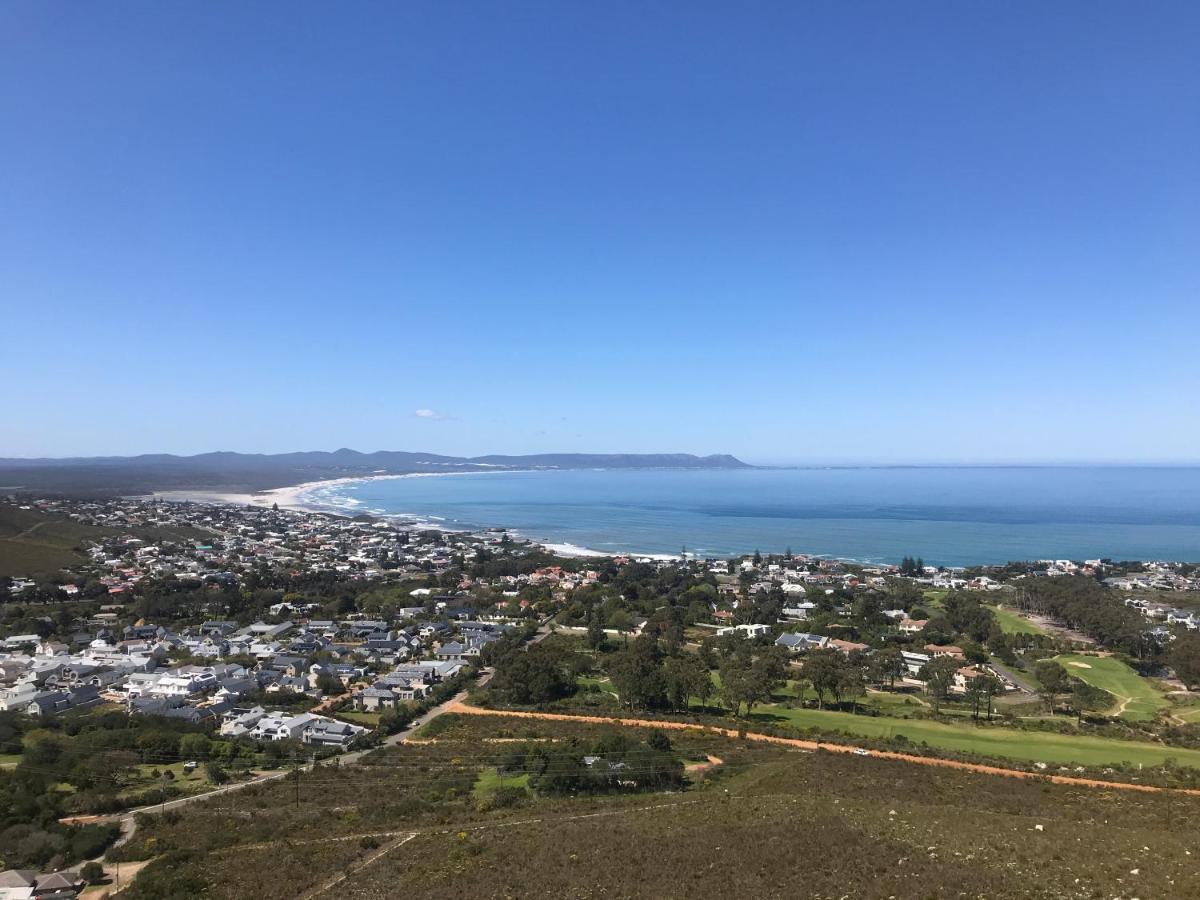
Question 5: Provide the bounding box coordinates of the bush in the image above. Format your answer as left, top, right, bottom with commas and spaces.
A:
477, 785, 529, 812
80, 861, 106, 885
205, 761, 230, 784
69, 823, 119, 861
124, 850, 207, 899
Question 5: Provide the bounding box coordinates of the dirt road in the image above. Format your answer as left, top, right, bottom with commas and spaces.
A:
443, 701, 1200, 798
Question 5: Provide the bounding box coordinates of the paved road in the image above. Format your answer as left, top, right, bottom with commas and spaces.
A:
988, 660, 1037, 694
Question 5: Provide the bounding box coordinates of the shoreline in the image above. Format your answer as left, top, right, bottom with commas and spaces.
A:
153, 473, 690, 562
152, 470, 503, 515
152, 471, 1200, 567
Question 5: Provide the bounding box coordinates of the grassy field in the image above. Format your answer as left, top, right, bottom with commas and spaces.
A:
1172, 703, 1200, 724
744, 702, 1200, 768
473, 767, 531, 798
0, 538, 86, 577
1053, 653, 1168, 722
113, 712, 1200, 899
118, 762, 213, 799
571, 666, 1200, 768
987, 603, 1048, 635
0, 504, 208, 577
577, 674, 615, 692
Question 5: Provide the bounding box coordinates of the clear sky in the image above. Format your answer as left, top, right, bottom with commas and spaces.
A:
2, 2, 1197, 464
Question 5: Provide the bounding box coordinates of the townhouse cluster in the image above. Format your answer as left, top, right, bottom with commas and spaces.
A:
0, 605, 513, 747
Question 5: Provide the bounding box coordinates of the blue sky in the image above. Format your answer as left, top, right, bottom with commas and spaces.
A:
2, 2, 1197, 464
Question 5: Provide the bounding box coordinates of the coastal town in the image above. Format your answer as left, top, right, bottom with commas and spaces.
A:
4, 494, 1200, 896
5, 495, 1200, 728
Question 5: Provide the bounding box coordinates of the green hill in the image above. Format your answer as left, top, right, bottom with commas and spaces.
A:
0, 504, 207, 577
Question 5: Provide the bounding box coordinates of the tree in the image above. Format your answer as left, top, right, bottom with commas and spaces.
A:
1034, 660, 1070, 713
606, 635, 667, 709
205, 761, 230, 784
1071, 679, 1112, 724
178, 733, 211, 761
608, 609, 635, 644
963, 676, 984, 719
1169, 634, 1200, 690
868, 647, 906, 688
837, 664, 866, 714
586, 617, 606, 651
919, 656, 961, 714
663, 653, 710, 710
716, 646, 783, 718
80, 862, 105, 885
491, 644, 575, 705
801, 650, 845, 710
745, 647, 788, 715
718, 655, 753, 717
973, 673, 1004, 721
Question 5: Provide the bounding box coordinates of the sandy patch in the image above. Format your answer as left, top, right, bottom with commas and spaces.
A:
1067, 662, 1092, 669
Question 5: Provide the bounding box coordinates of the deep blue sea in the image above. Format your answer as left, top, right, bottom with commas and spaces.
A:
297, 467, 1200, 566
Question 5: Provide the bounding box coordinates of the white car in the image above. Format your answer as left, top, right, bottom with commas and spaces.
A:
852, 748, 870, 756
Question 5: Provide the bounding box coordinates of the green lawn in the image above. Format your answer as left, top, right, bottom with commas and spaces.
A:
771, 680, 928, 715
473, 767, 530, 798
987, 604, 1047, 636
1053, 654, 1167, 722
922, 590, 948, 609
746, 703, 1200, 769
335, 710, 382, 727
0, 753, 22, 769
577, 675, 616, 693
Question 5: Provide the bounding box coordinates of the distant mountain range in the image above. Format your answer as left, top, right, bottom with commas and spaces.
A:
0, 450, 751, 497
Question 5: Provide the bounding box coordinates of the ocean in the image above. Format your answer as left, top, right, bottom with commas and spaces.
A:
295, 466, 1200, 566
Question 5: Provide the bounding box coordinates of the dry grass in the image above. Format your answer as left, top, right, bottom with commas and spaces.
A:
117, 714, 1200, 899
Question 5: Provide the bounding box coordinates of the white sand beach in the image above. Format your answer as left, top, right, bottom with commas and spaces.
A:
152, 476, 374, 512
154, 472, 684, 562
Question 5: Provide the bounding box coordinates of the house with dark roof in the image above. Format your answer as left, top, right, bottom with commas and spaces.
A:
774, 632, 829, 653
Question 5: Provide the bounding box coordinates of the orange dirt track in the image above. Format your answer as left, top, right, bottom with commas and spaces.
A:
444, 700, 1200, 797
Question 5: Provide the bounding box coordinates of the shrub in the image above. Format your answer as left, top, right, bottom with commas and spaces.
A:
80, 861, 105, 885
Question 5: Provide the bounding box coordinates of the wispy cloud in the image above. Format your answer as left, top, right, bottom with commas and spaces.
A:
414, 408, 449, 420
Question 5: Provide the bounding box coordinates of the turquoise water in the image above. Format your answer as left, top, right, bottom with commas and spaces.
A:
299, 467, 1200, 565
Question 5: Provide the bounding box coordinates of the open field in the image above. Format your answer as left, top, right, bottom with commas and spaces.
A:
114, 713, 1200, 899
743, 702, 1200, 767
1054, 653, 1168, 722
988, 603, 1048, 635
0, 505, 209, 577
0, 537, 86, 577
580, 667, 1199, 768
